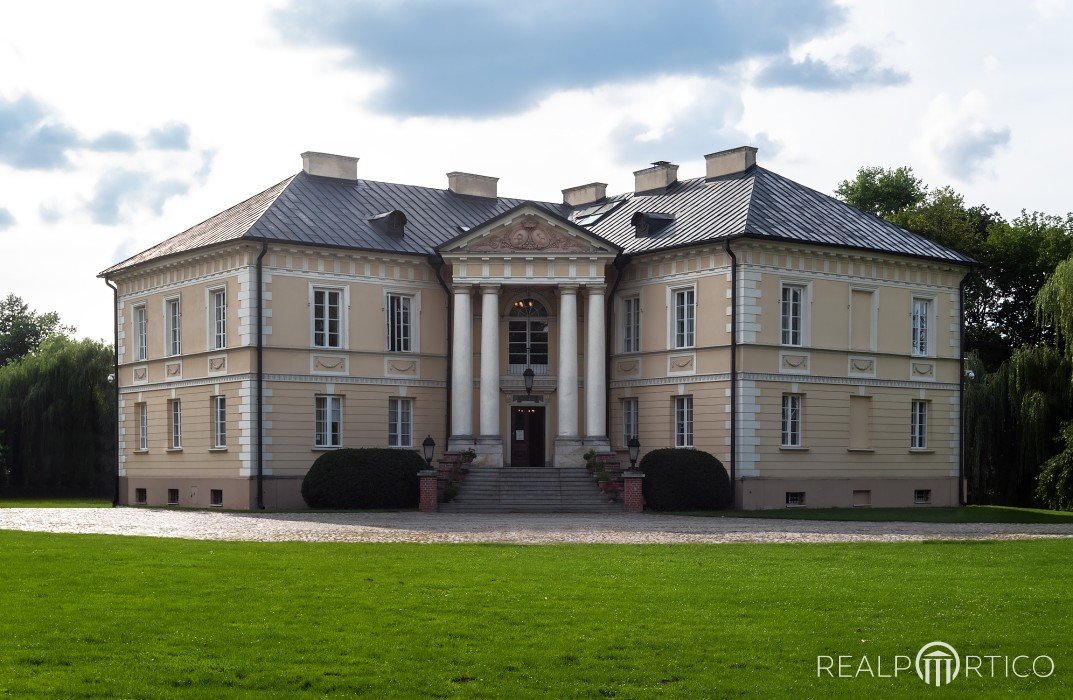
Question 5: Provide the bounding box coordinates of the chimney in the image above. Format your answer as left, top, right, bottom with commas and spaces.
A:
447, 171, 499, 198
705, 146, 758, 179
633, 161, 678, 194
561, 182, 607, 207
301, 151, 359, 180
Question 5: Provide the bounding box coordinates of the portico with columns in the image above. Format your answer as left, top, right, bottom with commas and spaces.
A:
438, 204, 620, 467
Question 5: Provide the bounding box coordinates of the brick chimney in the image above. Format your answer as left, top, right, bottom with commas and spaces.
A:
447, 171, 499, 198
633, 161, 678, 194
705, 146, 757, 179
301, 152, 359, 180
562, 182, 607, 206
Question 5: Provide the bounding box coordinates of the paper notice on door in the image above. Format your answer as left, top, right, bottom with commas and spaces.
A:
515, 430, 524, 440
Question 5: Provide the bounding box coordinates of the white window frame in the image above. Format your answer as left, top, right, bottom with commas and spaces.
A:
669, 286, 696, 350
137, 402, 148, 451
674, 395, 693, 448
622, 397, 639, 447
781, 394, 803, 447
315, 395, 343, 448
911, 296, 935, 357
212, 395, 227, 449
169, 399, 182, 449
780, 281, 808, 347
911, 400, 928, 449
388, 397, 413, 448
310, 285, 347, 349
164, 297, 181, 357
621, 295, 641, 353
385, 291, 418, 353
209, 287, 227, 350
133, 304, 148, 361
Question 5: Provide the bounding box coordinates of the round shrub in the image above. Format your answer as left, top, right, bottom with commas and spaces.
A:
301, 448, 424, 509
639, 448, 731, 511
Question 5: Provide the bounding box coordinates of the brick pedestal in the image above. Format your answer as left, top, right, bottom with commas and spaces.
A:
622, 471, 644, 513
419, 470, 439, 512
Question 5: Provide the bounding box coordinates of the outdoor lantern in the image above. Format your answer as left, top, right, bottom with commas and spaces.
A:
422, 435, 435, 467
523, 367, 535, 395
628, 437, 640, 469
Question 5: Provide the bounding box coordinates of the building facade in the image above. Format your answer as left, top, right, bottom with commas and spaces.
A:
100, 147, 974, 510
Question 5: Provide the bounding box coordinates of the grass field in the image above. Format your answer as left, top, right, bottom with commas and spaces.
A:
690, 505, 1073, 524
0, 497, 111, 508
0, 531, 1069, 697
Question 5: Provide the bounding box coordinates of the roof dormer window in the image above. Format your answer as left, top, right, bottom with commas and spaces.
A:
369, 210, 407, 236
631, 211, 675, 237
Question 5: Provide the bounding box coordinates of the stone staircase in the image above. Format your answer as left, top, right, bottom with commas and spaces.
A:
438, 467, 622, 513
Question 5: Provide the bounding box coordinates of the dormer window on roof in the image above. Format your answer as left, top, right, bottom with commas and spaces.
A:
369, 210, 407, 236
631, 212, 675, 237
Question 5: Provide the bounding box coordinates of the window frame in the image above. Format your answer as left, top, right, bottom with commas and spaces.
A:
674, 395, 694, 448
209, 287, 227, 351
137, 402, 148, 451
781, 393, 803, 448
133, 303, 148, 361
385, 291, 417, 353
164, 296, 181, 357
911, 399, 929, 449
622, 397, 639, 448
314, 395, 343, 448
911, 296, 935, 357
669, 285, 696, 350
780, 282, 808, 347
211, 395, 227, 449
621, 295, 641, 353
310, 285, 346, 349
507, 298, 550, 375
168, 399, 182, 450
388, 397, 413, 448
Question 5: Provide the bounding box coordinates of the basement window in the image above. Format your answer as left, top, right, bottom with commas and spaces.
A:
914, 489, 932, 505
785, 491, 806, 507
853, 490, 872, 507
167, 488, 179, 506
210, 489, 223, 507
135, 488, 147, 505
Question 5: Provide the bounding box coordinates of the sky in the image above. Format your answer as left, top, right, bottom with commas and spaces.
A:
1, 0, 1071, 341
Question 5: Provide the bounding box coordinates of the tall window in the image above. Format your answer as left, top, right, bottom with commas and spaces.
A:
313, 288, 343, 348
912, 298, 931, 356
911, 400, 928, 449
137, 403, 148, 451
622, 398, 638, 447
781, 394, 802, 447
387, 294, 413, 352
781, 284, 805, 346
623, 297, 641, 353
672, 288, 695, 349
508, 299, 549, 374
165, 298, 181, 356
315, 395, 342, 448
674, 395, 693, 448
212, 288, 227, 350
134, 305, 147, 361
212, 396, 227, 449
169, 399, 182, 449
388, 397, 413, 447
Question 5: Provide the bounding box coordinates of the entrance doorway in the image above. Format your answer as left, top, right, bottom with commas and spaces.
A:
510, 406, 546, 467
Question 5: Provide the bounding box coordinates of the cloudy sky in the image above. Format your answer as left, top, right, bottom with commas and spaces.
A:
1, 0, 1070, 340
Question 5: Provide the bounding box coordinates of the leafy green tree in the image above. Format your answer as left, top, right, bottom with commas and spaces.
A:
834, 166, 926, 218
0, 294, 75, 366
1036, 423, 1073, 510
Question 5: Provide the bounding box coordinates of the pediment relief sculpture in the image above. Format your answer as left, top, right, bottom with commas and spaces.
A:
469, 215, 593, 254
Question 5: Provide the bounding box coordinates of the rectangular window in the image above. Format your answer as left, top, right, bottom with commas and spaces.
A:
137, 403, 148, 451
210, 489, 223, 507
912, 298, 931, 356
387, 293, 413, 352
848, 395, 872, 450
914, 489, 932, 504
134, 305, 147, 361
850, 289, 874, 351
313, 288, 343, 348
167, 488, 179, 505
781, 284, 805, 346
785, 491, 806, 506
212, 288, 227, 350
315, 395, 343, 448
672, 288, 695, 349
212, 396, 227, 449
168, 399, 182, 449
781, 394, 803, 447
911, 400, 928, 449
622, 398, 639, 447
165, 298, 181, 356
135, 488, 147, 505
674, 395, 693, 448
623, 296, 641, 353
388, 397, 413, 448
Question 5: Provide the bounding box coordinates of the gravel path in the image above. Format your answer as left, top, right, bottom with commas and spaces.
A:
2, 508, 1073, 544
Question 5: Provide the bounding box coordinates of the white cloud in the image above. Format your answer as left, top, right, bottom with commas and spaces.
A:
921, 91, 1011, 181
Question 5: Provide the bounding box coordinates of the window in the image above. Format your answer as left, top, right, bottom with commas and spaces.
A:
388, 397, 413, 447
781, 394, 803, 447
168, 399, 182, 449
781, 284, 805, 346
313, 288, 343, 348
211, 288, 227, 350
165, 298, 181, 356
135, 488, 147, 505
137, 403, 148, 451
508, 299, 549, 374
212, 396, 227, 449
674, 395, 693, 448
912, 297, 931, 356
622, 398, 638, 447
911, 400, 928, 449
853, 490, 872, 507
785, 491, 806, 507
210, 489, 223, 507
848, 395, 872, 450
622, 297, 641, 353
914, 489, 932, 505
134, 305, 147, 360
167, 488, 179, 505
387, 293, 413, 352
315, 395, 343, 448
672, 288, 695, 349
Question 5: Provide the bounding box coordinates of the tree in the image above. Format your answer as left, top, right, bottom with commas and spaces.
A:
0, 294, 75, 367
834, 166, 926, 218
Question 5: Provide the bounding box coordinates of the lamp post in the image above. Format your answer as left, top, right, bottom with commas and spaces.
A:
422, 435, 436, 468
523, 367, 535, 396
628, 437, 640, 470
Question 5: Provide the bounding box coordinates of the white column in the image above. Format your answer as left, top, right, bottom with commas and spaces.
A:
450, 285, 473, 438
479, 284, 500, 436
557, 285, 579, 437
584, 284, 606, 438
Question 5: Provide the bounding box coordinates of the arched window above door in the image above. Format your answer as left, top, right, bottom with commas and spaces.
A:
508, 298, 549, 374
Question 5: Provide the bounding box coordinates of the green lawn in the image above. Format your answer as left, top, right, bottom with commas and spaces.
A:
685, 505, 1073, 524
0, 532, 1069, 697
0, 497, 111, 508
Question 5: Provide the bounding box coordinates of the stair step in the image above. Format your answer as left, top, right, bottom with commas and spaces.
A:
443, 467, 624, 514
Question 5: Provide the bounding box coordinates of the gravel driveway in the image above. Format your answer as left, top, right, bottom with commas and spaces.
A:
2, 508, 1073, 544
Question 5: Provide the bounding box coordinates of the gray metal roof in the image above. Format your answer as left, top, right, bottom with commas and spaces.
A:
101, 164, 975, 276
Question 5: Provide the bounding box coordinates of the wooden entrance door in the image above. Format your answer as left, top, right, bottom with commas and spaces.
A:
510, 407, 546, 467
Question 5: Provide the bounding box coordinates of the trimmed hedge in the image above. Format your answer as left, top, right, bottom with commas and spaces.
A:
639, 448, 731, 511
301, 448, 423, 509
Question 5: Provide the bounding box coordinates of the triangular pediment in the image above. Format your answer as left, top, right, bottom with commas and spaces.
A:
438, 203, 620, 257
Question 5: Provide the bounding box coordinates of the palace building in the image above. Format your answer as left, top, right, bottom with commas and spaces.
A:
100, 147, 975, 510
